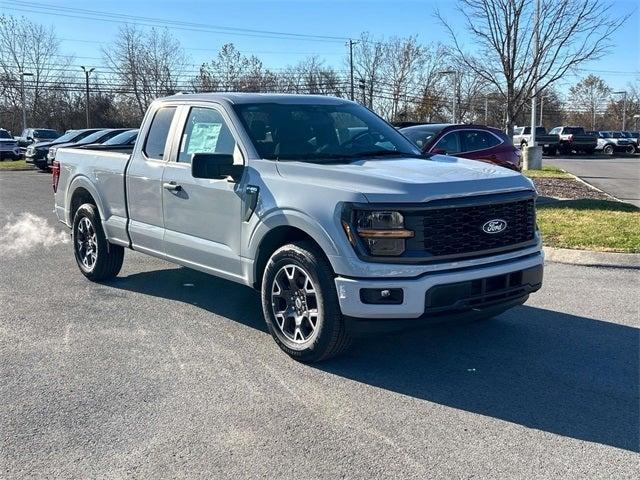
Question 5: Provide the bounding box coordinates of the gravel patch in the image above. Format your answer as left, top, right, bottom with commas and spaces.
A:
532, 177, 613, 201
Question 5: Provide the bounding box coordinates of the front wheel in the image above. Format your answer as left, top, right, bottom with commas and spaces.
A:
72, 203, 124, 281
625, 145, 635, 155
261, 241, 350, 362
603, 144, 614, 155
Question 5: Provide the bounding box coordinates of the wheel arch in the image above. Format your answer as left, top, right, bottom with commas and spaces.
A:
251, 224, 335, 290
66, 176, 106, 226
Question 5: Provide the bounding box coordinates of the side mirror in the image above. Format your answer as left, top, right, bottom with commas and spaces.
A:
191, 153, 242, 180
27, 136, 34, 142
432, 148, 447, 155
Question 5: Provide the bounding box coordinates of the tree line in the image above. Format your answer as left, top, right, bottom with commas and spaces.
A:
1, 1, 637, 136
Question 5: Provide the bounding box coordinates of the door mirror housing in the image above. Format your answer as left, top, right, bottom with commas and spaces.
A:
191, 153, 242, 180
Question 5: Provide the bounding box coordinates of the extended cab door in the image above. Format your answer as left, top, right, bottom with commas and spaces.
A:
126, 105, 178, 256
161, 104, 245, 281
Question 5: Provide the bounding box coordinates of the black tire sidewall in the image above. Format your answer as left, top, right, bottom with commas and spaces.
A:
72, 204, 111, 279
261, 243, 344, 362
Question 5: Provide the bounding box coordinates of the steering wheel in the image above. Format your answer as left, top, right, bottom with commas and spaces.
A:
340, 130, 380, 149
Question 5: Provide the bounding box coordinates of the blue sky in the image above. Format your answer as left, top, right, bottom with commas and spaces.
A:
3, 0, 639, 93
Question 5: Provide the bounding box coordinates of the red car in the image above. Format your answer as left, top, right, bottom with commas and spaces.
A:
400, 123, 522, 171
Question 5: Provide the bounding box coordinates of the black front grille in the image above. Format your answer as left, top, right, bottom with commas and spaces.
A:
404, 195, 536, 259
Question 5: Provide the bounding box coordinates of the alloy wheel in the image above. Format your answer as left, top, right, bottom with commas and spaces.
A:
76, 217, 97, 270
270, 264, 320, 344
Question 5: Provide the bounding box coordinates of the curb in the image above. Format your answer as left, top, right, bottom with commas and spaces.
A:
543, 246, 640, 269
0, 168, 36, 172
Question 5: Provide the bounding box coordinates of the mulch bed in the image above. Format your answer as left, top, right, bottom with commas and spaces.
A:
532, 177, 613, 202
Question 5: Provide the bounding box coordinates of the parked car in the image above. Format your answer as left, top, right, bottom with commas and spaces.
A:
25, 128, 101, 171
512, 126, 560, 155
16, 128, 61, 154
589, 131, 632, 155
400, 123, 522, 171
53, 93, 543, 362
0, 128, 21, 160
620, 131, 638, 153
78, 129, 138, 153
547, 126, 597, 154
47, 128, 133, 165
606, 131, 635, 154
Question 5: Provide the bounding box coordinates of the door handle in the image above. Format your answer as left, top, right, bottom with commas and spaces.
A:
163, 181, 182, 192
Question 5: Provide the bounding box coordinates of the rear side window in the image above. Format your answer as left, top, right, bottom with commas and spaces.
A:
460, 130, 501, 152
143, 107, 177, 160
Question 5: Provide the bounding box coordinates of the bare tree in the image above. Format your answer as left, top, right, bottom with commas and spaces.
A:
437, 0, 628, 134
352, 32, 386, 108
0, 15, 73, 132
567, 74, 610, 129
381, 36, 425, 120
103, 25, 187, 116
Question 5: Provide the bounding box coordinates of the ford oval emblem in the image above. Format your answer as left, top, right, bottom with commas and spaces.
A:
482, 219, 507, 234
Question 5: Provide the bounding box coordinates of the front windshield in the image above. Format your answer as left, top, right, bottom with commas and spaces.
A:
234, 102, 421, 162
104, 129, 137, 145
600, 132, 612, 138
75, 129, 112, 145
52, 130, 80, 143
34, 129, 60, 139
401, 126, 442, 149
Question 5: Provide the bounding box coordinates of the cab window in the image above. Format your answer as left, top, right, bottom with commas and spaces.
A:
178, 107, 236, 164
143, 107, 177, 160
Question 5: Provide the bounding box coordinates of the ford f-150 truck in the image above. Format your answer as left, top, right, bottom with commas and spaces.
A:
512, 126, 560, 155
53, 93, 543, 362
548, 126, 597, 154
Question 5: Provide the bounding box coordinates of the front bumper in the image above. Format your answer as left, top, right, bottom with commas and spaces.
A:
334, 251, 543, 320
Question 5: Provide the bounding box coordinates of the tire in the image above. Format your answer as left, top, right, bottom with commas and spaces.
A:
72, 203, 124, 281
261, 241, 351, 362
625, 145, 635, 155
603, 144, 614, 156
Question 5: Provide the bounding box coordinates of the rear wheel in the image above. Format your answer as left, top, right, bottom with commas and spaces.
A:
603, 144, 614, 155
261, 241, 350, 362
625, 145, 635, 155
72, 203, 124, 281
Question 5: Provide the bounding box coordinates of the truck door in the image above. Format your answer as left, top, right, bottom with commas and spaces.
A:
126, 105, 178, 256
161, 105, 245, 281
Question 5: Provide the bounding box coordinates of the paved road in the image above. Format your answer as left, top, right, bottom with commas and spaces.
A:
1, 171, 638, 479
545, 155, 640, 206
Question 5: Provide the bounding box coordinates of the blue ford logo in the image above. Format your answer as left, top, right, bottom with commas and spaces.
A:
482, 219, 507, 234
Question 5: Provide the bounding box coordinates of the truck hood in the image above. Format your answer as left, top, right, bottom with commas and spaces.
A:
276, 155, 535, 203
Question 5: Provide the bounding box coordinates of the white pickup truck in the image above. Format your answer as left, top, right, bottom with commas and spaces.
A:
53, 93, 543, 362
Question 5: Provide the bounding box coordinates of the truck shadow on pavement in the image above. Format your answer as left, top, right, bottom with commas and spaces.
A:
109, 267, 639, 453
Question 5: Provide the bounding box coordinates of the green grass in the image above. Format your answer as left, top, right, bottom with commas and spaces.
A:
537, 199, 640, 252
0, 159, 33, 170
524, 165, 571, 178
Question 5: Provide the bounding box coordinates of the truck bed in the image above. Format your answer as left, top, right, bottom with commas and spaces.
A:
54, 147, 131, 245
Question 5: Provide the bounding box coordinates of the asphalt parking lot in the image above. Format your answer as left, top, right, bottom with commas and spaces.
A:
1, 170, 638, 478
546, 154, 640, 206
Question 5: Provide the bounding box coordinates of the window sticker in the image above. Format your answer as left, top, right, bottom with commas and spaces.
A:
187, 122, 222, 154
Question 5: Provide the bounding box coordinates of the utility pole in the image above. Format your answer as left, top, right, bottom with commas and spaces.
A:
529, 0, 540, 147
81, 66, 95, 128
358, 78, 366, 105
613, 91, 628, 130
439, 70, 458, 123
348, 39, 357, 101
539, 93, 544, 127
19, 71, 33, 132
484, 96, 488, 125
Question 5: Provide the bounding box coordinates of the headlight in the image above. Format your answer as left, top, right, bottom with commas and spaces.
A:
345, 210, 414, 256
48, 148, 57, 158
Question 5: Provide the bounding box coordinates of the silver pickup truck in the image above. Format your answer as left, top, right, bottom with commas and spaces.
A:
53, 93, 543, 362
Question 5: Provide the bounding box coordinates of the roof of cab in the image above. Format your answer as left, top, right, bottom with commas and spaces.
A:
160, 92, 352, 105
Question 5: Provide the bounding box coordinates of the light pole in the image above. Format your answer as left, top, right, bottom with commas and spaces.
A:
81, 66, 95, 128
347, 39, 358, 101
20, 71, 33, 132
529, 0, 540, 148
634, 114, 639, 131
440, 70, 458, 123
613, 90, 627, 130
